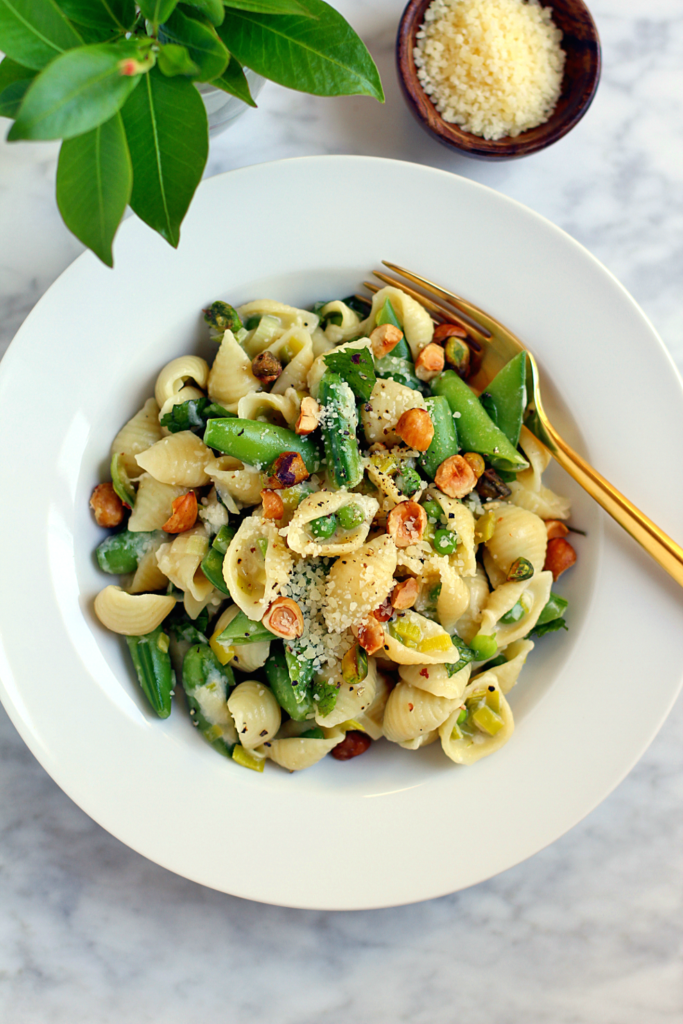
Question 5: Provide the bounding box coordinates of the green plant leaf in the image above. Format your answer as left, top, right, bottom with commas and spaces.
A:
216, 0, 383, 100
179, 0, 224, 27
222, 0, 313, 14
56, 111, 132, 266
138, 0, 179, 26
0, 0, 83, 70
0, 76, 32, 116
212, 54, 256, 106
8, 40, 146, 141
157, 41, 199, 76
159, 7, 229, 81
56, 0, 135, 31
0, 54, 33, 90
120, 66, 208, 247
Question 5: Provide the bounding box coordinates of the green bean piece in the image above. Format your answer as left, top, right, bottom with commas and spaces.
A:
96, 529, 165, 575
422, 498, 443, 523
265, 645, 313, 721
212, 524, 235, 555
299, 727, 325, 739
310, 513, 338, 539
375, 353, 425, 393
469, 633, 498, 661
432, 371, 528, 472
478, 351, 527, 448
337, 503, 364, 530
182, 644, 236, 756
528, 617, 568, 638
418, 396, 459, 479
375, 297, 402, 330
232, 746, 265, 771
318, 372, 363, 489
218, 609, 274, 645
433, 528, 458, 555
203, 418, 321, 474
126, 626, 175, 719
110, 452, 136, 507
312, 678, 339, 717
200, 547, 230, 595
536, 592, 569, 626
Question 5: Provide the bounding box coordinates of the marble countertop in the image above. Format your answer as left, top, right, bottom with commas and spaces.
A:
1, 0, 681, 1020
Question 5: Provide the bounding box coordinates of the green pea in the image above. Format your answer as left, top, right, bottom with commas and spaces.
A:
337, 503, 364, 530
422, 499, 443, 523
433, 528, 458, 554
310, 513, 337, 539
470, 633, 498, 660
398, 466, 422, 496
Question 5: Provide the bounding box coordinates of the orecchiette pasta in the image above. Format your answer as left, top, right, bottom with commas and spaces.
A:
92, 285, 576, 774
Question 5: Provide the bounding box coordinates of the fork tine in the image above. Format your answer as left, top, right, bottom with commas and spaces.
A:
382, 261, 494, 341
353, 293, 372, 307
371, 271, 471, 332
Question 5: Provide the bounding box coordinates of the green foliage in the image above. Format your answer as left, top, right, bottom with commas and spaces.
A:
56, 112, 132, 266
323, 345, 376, 402
1, 0, 383, 264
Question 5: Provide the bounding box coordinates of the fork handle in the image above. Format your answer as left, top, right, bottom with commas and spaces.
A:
544, 419, 683, 587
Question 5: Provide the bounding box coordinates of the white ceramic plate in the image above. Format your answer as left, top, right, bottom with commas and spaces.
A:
1, 157, 682, 910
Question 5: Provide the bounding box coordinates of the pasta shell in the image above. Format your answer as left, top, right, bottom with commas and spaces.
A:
399, 661, 472, 700
156, 526, 212, 602
383, 681, 460, 743
324, 535, 397, 633
286, 490, 379, 557
223, 516, 293, 620
315, 657, 378, 728
208, 330, 261, 410
228, 680, 281, 750
94, 586, 175, 635
259, 726, 344, 771
135, 431, 215, 487
382, 609, 460, 666
267, 326, 314, 394
154, 355, 209, 408
454, 567, 490, 644
359, 285, 434, 360
361, 378, 427, 447
111, 398, 162, 479
485, 502, 548, 575
127, 474, 186, 532
439, 690, 514, 765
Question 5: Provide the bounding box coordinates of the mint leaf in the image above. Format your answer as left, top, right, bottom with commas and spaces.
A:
0, 0, 82, 70
323, 345, 376, 402
216, 0, 384, 100
159, 7, 228, 82
8, 41, 145, 141
212, 54, 256, 106
528, 617, 568, 639
56, 0, 136, 31
120, 66, 208, 247
160, 397, 233, 432
56, 111, 132, 266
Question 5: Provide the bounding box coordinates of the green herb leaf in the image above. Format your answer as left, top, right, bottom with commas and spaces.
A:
313, 679, 338, 717
56, 111, 131, 266
160, 397, 233, 432
445, 636, 476, 676
138, 0, 179, 26
8, 41, 146, 141
222, 0, 313, 14
120, 66, 208, 247
211, 54, 256, 106
157, 41, 199, 76
56, 0, 136, 31
323, 345, 376, 402
528, 617, 568, 639
180, 0, 224, 26
158, 7, 229, 81
166, 603, 209, 644
0, 0, 82, 71
216, 0, 384, 100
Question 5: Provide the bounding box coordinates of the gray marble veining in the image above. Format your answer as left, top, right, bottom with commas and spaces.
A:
0, 1, 681, 1020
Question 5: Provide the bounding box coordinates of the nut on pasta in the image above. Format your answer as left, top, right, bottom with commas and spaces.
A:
262, 597, 304, 639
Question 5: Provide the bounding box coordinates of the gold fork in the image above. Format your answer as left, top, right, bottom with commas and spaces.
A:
367, 261, 683, 588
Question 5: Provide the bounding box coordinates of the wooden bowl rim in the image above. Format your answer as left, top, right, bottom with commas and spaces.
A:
397, 0, 602, 160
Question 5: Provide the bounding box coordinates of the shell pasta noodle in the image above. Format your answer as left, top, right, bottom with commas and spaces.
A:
91, 285, 578, 773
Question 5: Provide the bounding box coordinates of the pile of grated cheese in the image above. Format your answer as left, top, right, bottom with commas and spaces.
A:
414, 0, 566, 140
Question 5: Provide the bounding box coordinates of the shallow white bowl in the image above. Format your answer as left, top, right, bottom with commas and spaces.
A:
1, 156, 682, 910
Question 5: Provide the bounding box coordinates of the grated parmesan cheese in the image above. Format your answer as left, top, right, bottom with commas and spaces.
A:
414, 0, 565, 141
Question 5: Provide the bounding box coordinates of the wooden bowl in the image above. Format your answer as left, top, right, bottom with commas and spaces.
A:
397, 0, 601, 160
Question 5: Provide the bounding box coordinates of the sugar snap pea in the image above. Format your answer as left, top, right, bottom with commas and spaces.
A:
203, 418, 321, 473
478, 351, 527, 448
432, 371, 528, 472
418, 395, 459, 479
318, 372, 363, 489
218, 608, 274, 645
126, 626, 175, 719
97, 529, 166, 575
264, 644, 313, 721
182, 644, 236, 756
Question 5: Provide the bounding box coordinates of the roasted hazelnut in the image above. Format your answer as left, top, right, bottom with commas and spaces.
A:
386, 500, 428, 547
267, 451, 309, 489
369, 323, 403, 358
391, 578, 419, 610
89, 482, 125, 528
545, 519, 569, 540
251, 351, 282, 385
261, 489, 285, 519
434, 454, 478, 498
394, 408, 434, 451
544, 538, 577, 581
476, 468, 512, 501
415, 343, 445, 382
162, 491, 197, 533
295, 396, 321, 435
262, 596, 304, 639
433, 322, 467, 342
354, 616, 385, 655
